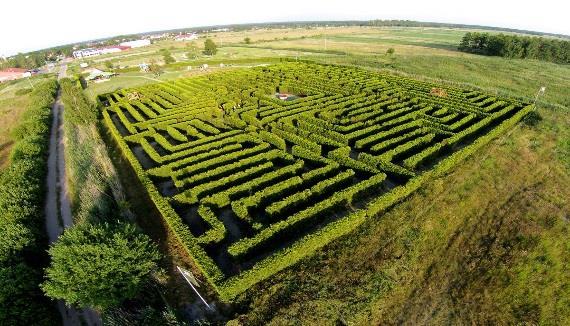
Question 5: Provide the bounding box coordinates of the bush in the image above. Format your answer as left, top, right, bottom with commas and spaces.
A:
204, 39, 218, 56
42, 222, 161, 311
0, 79, 60, 324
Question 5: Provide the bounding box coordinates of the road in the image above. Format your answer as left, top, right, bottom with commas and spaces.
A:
44, 63, 102, 326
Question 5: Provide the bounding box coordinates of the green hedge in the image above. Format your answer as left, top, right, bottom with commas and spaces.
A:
0, 79, 61, 324
99, 61, 534, 303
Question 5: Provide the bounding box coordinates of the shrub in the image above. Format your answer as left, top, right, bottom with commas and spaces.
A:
42, 222, 161, 311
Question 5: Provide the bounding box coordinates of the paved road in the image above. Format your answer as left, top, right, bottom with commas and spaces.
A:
44, 63, 102, 326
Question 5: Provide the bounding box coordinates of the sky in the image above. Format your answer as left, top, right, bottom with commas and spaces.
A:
1, 0, 568, 56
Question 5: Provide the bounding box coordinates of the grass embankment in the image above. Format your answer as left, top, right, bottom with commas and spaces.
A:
59, 79, 188, 323
60, 78, 129, 223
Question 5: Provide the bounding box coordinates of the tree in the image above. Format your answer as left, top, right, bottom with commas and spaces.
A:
159, 49, 176, 64
244, 37, 251, 44
148, 59, 164, 77
386, 48, 395, 56
0, 263, 61, 325
42, 222, 161, 311
203, 38, 218, 55
104, 61, 114, 70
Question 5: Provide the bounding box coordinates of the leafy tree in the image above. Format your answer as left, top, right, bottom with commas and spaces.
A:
42, 222, 161, 311
244, 37, 251, 44
105, 60, 114, 70
158, 49, 176, 64
457, 32, 570, 64
148, 59, 164, 77
386, 48, 395, 56
204, 38, 218, 55
0, 263, 61, 325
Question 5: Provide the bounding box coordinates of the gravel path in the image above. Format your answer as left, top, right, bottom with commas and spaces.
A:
44, 63, 102, 326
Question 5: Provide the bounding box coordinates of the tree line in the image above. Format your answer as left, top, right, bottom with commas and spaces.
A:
1, 46, 73, 70
458, 32, 570, 64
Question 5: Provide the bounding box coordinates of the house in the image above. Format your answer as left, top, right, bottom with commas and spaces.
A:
175, 33, 198, 41
119, 39, 151, 48
0, 68, 29, 82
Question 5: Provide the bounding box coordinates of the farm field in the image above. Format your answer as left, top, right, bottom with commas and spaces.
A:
101, 61, 533, 300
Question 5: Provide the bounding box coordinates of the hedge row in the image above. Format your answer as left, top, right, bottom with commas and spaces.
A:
0, 79, 61, 324
104, 110, 225, 288
218, 104, 533, 302
174, 149, 289, 188
203, 160, 305, 208
100, 61, 534, 303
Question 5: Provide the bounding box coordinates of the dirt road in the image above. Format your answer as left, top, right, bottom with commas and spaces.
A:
44, 63, 102, 326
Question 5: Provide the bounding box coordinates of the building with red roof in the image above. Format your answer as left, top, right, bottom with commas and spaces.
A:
0, 68, 30, 82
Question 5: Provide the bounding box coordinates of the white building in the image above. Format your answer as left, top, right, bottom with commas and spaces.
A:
119, 39, 151, 48
175, 33, 198, 41
73, 46, 128, 59
73, 48, 101, 58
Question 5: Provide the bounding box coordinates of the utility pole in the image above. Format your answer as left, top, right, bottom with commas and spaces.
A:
533, 86, 546, 108
324, 27, 327, 51
177, 266, 213, 310
27, 76, 34, 89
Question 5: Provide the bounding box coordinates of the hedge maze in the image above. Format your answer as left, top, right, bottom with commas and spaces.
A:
101, 62, 533, 300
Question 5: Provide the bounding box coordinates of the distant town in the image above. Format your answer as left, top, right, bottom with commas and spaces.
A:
0, 30, 204, 82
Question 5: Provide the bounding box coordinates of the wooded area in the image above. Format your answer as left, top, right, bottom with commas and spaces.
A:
458, 32, 570, 64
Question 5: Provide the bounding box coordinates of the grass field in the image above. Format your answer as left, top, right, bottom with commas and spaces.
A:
76, 25, 570, 323
77, 26, 570, 107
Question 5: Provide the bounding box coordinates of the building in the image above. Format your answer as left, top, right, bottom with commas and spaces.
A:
175, 33, 198, 41
73, 48, 100, 58
84, 68, 116, 82
119, 39, 151, 48
0, 68, 29, 82
72, 46, 129, 59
